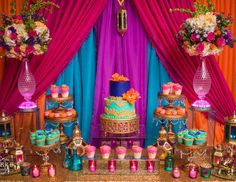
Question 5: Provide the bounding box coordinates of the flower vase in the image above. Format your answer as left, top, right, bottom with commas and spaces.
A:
192, 56, 211, 108
18, 58, 37, 110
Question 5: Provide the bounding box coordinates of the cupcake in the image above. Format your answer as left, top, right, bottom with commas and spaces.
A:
44, 111, 50, 117
49, 112, 55, 118
100, 145, 111, 159
162, 84, 171, 95
36, 134, 46, 146
61, 84, 69, 98
177, 108, 185, 115
147, 146, 158, 159
85, 145, 96, 159
167, 82, 174, 93
54, 112, 60, 118
174, 84, 183, 95
66, 111, 73, 116
160, 109, 166, 115
50, 85, 59, 98
166, 110, 172, 115
132, 146, 143, 159
177, 133, 184, 144
155, 106, 163, 113
53, 129, 60, 142
30, 132, 37, 145
172, 110, 177, 116
46, 133, 55, 145
183, 133, 194, 146
116, 146, 127, 159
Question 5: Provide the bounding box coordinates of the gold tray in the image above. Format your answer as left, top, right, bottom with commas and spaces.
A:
154, 112, 187, 120
176, 142, 207, 151
31, 142, 60, 152
100, 115, 139, 134
45, 114, 78, 123
158, 93, 184, 101
47, 95, 73, 103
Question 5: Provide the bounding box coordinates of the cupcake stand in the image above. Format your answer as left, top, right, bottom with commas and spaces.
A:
45, 95, 78, 144
153, 93, 187, 136
31, 142, 60, 173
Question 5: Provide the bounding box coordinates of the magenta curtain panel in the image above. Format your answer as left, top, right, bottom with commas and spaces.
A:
0, 0, 107, 113
132, 0, 235, 123
90, 0, 148, 144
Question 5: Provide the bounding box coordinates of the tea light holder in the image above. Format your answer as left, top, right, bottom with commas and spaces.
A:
108, 160, 116, 172
20, 162, 31, 176
48, 164, 56, 177
32, 165, 40, 178
88, 160, 96, 172
130, 160, 138, 172
146, 160, 154, 172
200, 163, 212, 178
189, 166, 198, 179
172, 166, 181, 178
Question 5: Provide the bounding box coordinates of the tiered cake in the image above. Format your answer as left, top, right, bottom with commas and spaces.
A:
100, 73, 140, 135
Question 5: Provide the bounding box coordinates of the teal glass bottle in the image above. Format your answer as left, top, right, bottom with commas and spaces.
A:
68, 149, 83, 171
63, 148, 71, 169
164, 151, 174, 171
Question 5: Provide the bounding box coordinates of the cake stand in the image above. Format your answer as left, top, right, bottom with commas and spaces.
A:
176, 142, 208, 169
31, 142, 61, 173
45, 95, 78, 144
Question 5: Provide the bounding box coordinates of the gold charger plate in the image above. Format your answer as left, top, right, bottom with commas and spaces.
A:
158, 93, 184, 101
154, 112, 187, 120
45, 114, 78, 123
31, 142, 60, 152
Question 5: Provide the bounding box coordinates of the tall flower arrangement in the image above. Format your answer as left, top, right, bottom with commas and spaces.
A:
171, 0, 234, 57
0, 0, 59, 59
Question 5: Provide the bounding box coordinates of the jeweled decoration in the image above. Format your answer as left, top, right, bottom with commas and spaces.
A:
117, 0, 127, 36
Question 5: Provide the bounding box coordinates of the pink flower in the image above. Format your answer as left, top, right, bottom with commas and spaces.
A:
28, 30, 37, 37
25, 46, 35, 55
196, 42, 205, 53
10, 32, 17, 40
206, 32, 215, 42
14, 45, 20, 53
216, 37, 226, 47
190, 34, 198, 42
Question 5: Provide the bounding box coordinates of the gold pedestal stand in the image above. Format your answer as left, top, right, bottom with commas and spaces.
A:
31, 142, 61, 173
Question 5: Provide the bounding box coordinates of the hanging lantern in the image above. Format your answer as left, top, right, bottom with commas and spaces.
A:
224, 111, 236, 145
117, 0, 127, 36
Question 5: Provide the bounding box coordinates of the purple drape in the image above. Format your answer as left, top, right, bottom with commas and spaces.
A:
132, 0, 236, 123
90, 0, 148, 144
0, 0, 107, 113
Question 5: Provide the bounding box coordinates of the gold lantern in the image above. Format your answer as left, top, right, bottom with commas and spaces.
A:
117, 0, 127, 36
224, 111, 236, 145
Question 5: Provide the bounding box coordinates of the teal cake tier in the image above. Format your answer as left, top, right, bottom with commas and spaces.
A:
104, 97, 136, 119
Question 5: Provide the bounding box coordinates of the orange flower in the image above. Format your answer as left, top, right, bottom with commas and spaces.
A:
183, 41, 189, 46
13, 19, 23, 24
214, 30, 221, 36
210, 44, 217, 50
111, 73, 129, 81
122, 88, 141, 105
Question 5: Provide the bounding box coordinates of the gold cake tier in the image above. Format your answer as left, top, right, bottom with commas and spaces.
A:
31, 142, 60, 153
154, 111, 187, 120
45, 113, 78, 123
100, 115, 139, 134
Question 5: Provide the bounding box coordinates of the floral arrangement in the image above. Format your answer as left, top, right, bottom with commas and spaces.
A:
122, 88, 141, 105
171, 0, 234, 57
111, 73, 129, 81
0, 0, 59, 59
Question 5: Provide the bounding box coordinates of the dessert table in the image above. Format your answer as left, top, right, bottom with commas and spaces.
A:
1, 151, 226, 182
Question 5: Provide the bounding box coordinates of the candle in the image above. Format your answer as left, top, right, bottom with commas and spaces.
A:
189, 166, 197, 179
32, 165, 40, 178
20, 162, 31, 176
172, 166, 181, 178
48, 164, 56, 177
146, 161, 154, 173
88, 160, 96, 172
108, 160, 116, 172
130, 160, 138, 172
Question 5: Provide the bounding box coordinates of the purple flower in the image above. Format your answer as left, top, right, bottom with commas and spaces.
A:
26, 37, 35, 46
226, 32, 233, 40
206, 32, 215, 42
36, 37, 41, 44
190, 34, 198, 42
216, 37, 226, 47
196, 42, 205, 53
4, 45, 10, 51
8, 26, 16, 33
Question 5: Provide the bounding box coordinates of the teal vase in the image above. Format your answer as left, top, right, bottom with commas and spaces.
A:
63, 149, 71, 169
68, 149, 82, 171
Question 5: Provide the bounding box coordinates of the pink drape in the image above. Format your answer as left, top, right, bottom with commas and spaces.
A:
132, 0, 236, 124
0, 0, 107, 113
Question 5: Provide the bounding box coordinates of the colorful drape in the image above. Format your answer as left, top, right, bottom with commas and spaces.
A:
132, 0, 236, 124
45, 30, 96, 143
0, 0, 107, 113
90, 0, 148, 145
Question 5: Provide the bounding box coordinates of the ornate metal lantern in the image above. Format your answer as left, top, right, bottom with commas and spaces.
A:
224, 111, 236, 145
117, 0, 127, 36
